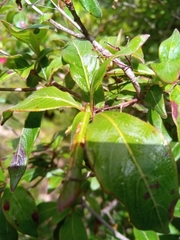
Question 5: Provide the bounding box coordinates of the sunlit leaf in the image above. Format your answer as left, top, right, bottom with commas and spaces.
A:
8, 112, 43, 191
2, 187, 38, 237
151, 29, 180, 83
133, 227, 159, 240
174, 199, 180, 218
4, 86, 82, 112
79, 0, 102, 18
62, 39, 99, 93
86, 112, 179, 233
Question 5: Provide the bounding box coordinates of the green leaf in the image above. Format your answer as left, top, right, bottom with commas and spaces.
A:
8, 112, 43, 191
151, 29, 180, 83
45, 57, 63, 82
59, 211, 87, 240
0, 70, 16, 85
2, 187, 38, 237
148, 109, 171, 143
145, 85, 167, 119
86, 112, 179, 233
37, 201, 56, 224
0, 198, 18, 240
133, 227, 159, 240
174, 199, 180, 218
5, 86, 82, 112
170, 85, 180, 142
62, 39, 99, 93
1, 20, 48, 54
115, 34, 150, 56
79, 0, 102, 18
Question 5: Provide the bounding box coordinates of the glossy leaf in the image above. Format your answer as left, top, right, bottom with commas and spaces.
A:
145, 85, 167, 119
151, 29, 180, 83
4, 86, 82, 112
0, 198, 18, 240
133, 227, 159, 240
8, 112, 43, 191
62, 39, 99, 93
2, 187, 38, 237
86, 112, 179, 233
79, 0, 102, 18
115, 34, 150, 56
170, 85, 180, 142
59, 211, 87, 240
1, 20, 48, 54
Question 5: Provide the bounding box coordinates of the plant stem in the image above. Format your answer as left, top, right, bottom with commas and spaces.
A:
82, 197, 130, 240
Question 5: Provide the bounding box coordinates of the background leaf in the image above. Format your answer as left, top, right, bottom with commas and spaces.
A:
133, 227, 159, 240
79, 0, 102, 18
2, 187, 38, 237
86, 112, 179, 233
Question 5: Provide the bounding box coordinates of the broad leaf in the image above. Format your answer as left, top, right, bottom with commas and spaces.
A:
1, 20, 48, 54
0, 198, 18, 240
86, 112, 179, 233
79, 0, 102, 18
151, 29, 180, 83
145, 85, 167, 119
59, 211, 87, 240
4, 86, 82, 112
62, 39, 99, 93
133, 227, 159, 240
8, 112, 43, 191
2, 187, 38, 237
170, 85, 180, 142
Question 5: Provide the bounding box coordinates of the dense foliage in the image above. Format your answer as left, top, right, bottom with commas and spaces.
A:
0, 0, 180, 239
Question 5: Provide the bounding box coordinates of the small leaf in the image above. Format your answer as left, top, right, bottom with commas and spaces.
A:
2, 187, 38, 237
174, 199, 180, 218
145, 85, 167, 119
62, 39, 99, 93
8, 112, 43, 191
170, 85, 180, 142
79, 0, 102, 18
5, 86, 82, 112
86, 112, 179, 233
151, 29, 180, 83
59, 211, 87, 240
37, 201, 56, 224
45, 57, 63, 82
0, 198, 18, 240
133, 227, 159, 240
115, 35, 150, 56
0, 70, 16, 85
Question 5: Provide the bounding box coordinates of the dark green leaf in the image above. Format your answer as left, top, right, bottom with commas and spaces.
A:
2, 187, 38, 237
0, 198, 18, 240
8, 112, 43, 191
59, 211, 87, 240
62, 39, 99, 93
86, 112, 179, 233
79, 0, 102, 18
145, 85, 167, 119
37, 201, 56, 224
5, 86, 82, 112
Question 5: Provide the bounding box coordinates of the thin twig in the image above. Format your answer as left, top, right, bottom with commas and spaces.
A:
0, 87, 42, 92
82, 197, 130, 240
51, 80, 81, 99
24, 0, 84, 39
